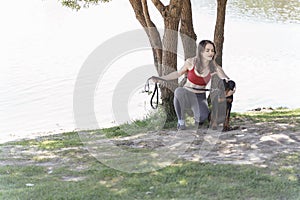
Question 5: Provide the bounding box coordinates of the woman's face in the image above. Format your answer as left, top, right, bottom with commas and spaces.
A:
201, 43, 215, 61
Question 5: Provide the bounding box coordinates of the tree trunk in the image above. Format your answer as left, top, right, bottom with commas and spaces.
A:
179, 0, 197, 86
130, 0, 183, 121
161, 22, 180, 121
180, 0, 197, 60
210, 0, 228, 127
213, 0, 227, 66
159, 2, 183, 121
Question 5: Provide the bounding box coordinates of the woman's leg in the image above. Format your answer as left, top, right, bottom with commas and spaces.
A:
173, 87, 189, 121
190, 93, 209, 124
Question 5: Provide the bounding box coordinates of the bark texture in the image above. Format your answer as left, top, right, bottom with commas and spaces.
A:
210, 0, 228, 127
213, 0, 227, 66
179, 0, 197, 86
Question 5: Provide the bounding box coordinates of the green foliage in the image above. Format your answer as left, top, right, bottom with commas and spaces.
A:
60, 0, 111, 11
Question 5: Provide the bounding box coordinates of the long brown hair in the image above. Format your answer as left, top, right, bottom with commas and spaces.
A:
195, 40, 217, 73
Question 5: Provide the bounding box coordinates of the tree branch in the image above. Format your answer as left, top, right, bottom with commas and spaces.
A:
169, 0, 183, 17
151, 0, 165, 16
141, 0, 163, 74
129, 0, 147, 27
129, 0, 163, 74
179, 0, 196, 59
141, 0, 153, 27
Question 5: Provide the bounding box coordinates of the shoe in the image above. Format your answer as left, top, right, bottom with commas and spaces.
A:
177, 124, 186, 130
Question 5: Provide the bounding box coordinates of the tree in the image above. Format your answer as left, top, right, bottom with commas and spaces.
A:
130, 0, 183, 121
60, 0, 228, 122
129, 0, 196, 121
214, 0, 227, 66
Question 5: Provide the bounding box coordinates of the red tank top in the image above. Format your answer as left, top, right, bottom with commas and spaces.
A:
187, 66, 211, 86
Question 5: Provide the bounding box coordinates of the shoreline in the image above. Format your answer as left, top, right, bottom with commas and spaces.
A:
1, 107, 298, 145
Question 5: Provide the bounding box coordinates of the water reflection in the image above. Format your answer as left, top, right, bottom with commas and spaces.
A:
193, 0, 300, 23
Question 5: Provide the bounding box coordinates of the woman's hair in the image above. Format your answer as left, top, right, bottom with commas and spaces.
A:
195, 40, 217, 73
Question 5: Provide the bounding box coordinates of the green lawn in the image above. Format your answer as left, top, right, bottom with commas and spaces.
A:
1, 108, 300, 199
1, 158, 300, 199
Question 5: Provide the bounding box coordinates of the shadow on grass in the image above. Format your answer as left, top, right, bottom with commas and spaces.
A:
1, 160, 300, 200
1, 108, 300, 199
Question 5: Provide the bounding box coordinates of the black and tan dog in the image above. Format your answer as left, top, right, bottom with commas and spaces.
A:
209, 79, 237, 132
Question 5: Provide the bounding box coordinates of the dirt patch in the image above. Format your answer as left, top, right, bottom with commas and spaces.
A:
1, 113, 300, 171
82, 117, 300, 168
105, 128, 300, 168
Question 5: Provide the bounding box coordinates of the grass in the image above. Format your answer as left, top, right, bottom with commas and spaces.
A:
1, 160, 300, 199
232, 108, 300, 123
1, 108, 300, 199
4, 132, 83, 150
94, 108, 178, 138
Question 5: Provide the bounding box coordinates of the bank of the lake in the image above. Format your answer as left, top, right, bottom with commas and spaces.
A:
1, 108, 300, 199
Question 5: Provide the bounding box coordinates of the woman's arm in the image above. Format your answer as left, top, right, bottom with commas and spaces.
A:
214, 65, 236, 96
159, 71, 181, 81
153, 58, 193, 81
215, 65, 230, 80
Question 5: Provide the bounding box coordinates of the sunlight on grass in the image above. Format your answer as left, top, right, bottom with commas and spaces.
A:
1, 108, 300, 199
237, 108, 300, 123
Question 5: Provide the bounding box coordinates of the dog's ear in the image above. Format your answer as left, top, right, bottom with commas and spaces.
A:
228, 80, 235, 90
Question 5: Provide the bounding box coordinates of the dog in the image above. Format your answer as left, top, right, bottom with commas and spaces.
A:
222, 79, 236, 131
209, 78, 236, 131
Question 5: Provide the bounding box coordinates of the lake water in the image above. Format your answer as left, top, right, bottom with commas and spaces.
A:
1, 0, 300, 142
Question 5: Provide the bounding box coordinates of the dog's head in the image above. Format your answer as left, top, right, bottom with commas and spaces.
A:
222, 79, 235, 91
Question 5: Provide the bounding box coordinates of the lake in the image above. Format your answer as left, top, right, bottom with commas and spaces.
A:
0, 0, 299, 142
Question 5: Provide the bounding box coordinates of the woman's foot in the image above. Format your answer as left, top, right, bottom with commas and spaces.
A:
195, 121, 209, 129
177, 124, 186, 130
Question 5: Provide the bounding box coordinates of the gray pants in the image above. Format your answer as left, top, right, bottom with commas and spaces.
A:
173, 87, 209, 123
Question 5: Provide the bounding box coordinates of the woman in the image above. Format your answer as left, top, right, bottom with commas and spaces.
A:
153, 40, 234, 130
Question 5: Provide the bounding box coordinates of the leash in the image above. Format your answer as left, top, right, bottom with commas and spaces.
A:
144, 76, 214, 109
144, 77, 159, 109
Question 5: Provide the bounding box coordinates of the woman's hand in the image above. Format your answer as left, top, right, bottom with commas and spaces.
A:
226, 89, 235, 97
151, 76, 160, 83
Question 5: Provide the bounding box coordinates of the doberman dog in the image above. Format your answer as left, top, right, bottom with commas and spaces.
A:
222, 79, 236, 131
209, 79, 237, 132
